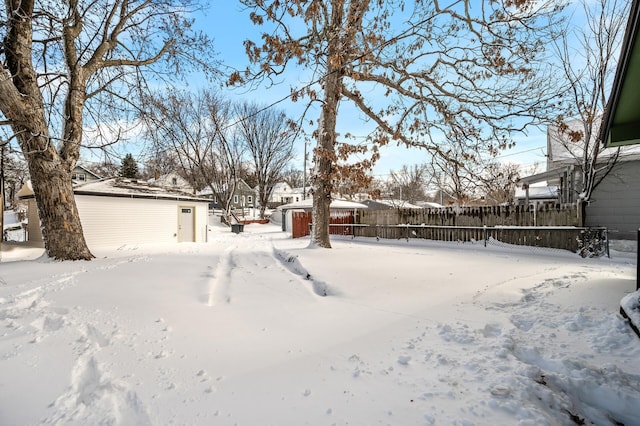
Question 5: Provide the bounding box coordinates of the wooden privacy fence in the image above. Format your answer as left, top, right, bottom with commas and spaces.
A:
347, 224, 608, 256
292, 210, 354, 239
358, 203, 582, 228
293, 203, 607, 256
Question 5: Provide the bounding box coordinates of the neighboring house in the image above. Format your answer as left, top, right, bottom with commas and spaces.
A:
517, 120, 640, 239
264, 182, 310, 206
230, 179, 256, 210
269, 182, 295, 205
72, 165, 101, 185
197, 187, 220, 210
598, 0, 640, 328
198, 179, 261, 211
18, 178, 210, 249
592, 0, 640, 241
148, 172, 194, 194
599, 0, 640, 149
290, 187, 310, 203
518, 119, 599, 205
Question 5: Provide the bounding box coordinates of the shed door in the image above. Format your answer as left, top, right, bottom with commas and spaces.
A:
178, 206, 195, 242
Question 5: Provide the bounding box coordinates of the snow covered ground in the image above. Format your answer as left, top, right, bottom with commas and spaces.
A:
1, 220, 639, 425
2, 209, 27, 242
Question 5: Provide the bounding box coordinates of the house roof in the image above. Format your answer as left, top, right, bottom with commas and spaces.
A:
517, 166, 574, 186
279, 198, 367, 210
19, 178, 209, 203
600, 0, 640, 147
74, 164, 102, 179
416, 201, 444, 208
362, 199, 423, 209
271, 182, 292, 192
548, 118, 640, 165
514, 185, 558, 200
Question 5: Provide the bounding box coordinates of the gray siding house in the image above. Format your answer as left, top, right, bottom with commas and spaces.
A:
518, 119, 640, 240
586, 161, 640, 239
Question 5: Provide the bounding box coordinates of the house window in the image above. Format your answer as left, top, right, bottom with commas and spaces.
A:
242, 195, 246, 205
247, 196, 253, 204
234, 195, 239, 204
72, 173, 86, 181
171, 177, 178, 186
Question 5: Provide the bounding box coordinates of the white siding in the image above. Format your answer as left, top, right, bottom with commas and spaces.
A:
26, 199, 43, 243
76, 196, 209, 249
194, 202, 209, 243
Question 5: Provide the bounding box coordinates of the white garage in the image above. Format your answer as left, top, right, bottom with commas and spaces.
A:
19, 178, 210, 249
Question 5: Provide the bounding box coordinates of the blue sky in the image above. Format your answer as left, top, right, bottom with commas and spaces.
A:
196, 1, 554, 179
70, 0, 618, 181
88, 1, 602, 180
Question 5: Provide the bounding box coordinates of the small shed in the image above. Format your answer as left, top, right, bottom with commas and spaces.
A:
277, 198, 367, 236
18, 177, 210, 249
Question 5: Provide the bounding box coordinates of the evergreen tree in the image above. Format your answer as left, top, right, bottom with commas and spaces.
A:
120, 154, 139, 179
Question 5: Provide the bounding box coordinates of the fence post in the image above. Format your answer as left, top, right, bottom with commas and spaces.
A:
483, 225, 487, 247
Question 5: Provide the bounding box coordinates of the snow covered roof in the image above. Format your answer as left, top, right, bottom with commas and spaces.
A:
271, 182, 292, 192
376, 199, 423, 209
19, 178, 209, 203
515, 185, 559, 199
548, 118, 640, 164
279, 198, 367, 210
416, 201, 444, 208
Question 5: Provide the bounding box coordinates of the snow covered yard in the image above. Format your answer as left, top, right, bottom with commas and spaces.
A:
1, 223, 639, 425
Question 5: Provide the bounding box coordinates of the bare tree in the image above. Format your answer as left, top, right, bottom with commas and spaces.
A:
553, 0, 630, 202
427, 146, 477, 206
478, 162, 521, 205
87, 161, 118, 179
281, 167, 305, 189
388, 164, 431, 203
0, 0, 216, 259
235, 102, 296, 218
143, 89, 244, 217
234, 0, 565, 247
1, 140, 29, 209
140, 151, 180, 181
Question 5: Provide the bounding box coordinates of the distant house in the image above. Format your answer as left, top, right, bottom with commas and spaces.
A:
267, 182, 308, 206
72, 165, 101, 185
148, 172, 194, 194
19, 178, 210, 249
231, 179, 256, 210
197, 179, 260, 211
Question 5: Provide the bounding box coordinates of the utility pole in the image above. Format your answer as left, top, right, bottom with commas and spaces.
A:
303, 138, 308, 200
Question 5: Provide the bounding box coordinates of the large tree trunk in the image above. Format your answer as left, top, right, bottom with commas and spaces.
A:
0, 80, 93, 260
28, 153, 93, 260
311, 0, 347, 248
0, 0, 93, 260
